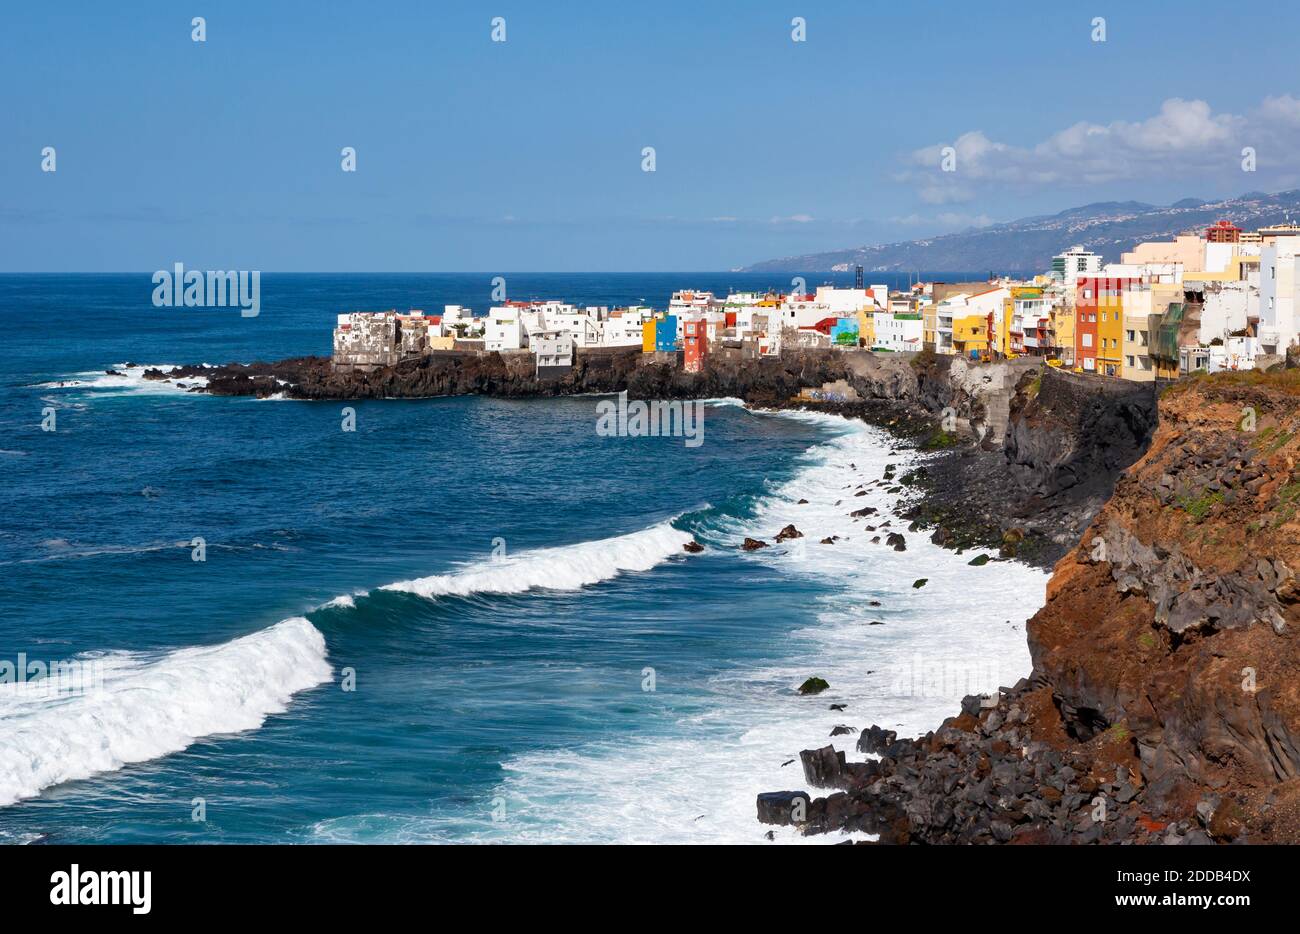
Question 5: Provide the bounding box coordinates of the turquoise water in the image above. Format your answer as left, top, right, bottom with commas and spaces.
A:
0, 274, 1046, 844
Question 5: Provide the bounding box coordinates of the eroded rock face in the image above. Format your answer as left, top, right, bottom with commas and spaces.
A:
1029, 372, 1300, 804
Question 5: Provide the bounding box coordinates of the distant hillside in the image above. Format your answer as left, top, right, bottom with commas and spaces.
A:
742, 190, 1300, 274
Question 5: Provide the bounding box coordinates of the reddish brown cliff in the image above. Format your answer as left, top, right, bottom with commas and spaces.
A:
1028, 370, 1300, 840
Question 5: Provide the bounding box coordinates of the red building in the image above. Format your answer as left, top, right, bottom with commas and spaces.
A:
1206, 220, 1241, 243
683, 319, 709, 373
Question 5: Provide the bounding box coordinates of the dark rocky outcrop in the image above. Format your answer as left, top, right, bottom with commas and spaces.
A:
762, 370, 1300, 845
905, 366, 1160, 568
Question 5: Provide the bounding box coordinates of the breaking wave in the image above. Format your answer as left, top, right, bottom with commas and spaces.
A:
381, 521, 695, 600
0, 617, 331, 807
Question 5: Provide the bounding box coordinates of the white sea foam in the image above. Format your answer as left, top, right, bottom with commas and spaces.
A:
381, 521, 694, 600
368, 410, 1050, 844
35, 363, 211, 396
0, 617, 331, 807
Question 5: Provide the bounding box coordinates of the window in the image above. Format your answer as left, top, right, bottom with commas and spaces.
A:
1082, 333, 1093, 348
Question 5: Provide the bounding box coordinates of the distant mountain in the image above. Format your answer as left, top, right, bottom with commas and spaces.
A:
742, 190, 1300, 274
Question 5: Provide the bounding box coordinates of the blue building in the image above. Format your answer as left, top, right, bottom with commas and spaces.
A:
655, 314, 680, 352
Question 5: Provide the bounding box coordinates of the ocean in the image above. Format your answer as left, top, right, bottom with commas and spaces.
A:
0, 273, 1048, 844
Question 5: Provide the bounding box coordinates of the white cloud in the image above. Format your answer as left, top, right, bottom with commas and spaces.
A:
902, 96, 1299, 200
768, 214, 815, 224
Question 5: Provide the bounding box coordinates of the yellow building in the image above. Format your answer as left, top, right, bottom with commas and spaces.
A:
856, 309, 876, 347
1001, 286, 1045, 357
1051, 305, 1075, 365
952, 314, 991, 356
1096, 294, 1125, 378
642, 318, 657, 353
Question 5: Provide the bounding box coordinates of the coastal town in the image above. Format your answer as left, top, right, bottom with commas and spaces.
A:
331, 219, 1300, 379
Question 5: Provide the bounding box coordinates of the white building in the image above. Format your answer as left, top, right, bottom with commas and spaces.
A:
602, 306, 653, 347
812, 286, 873, 315
533, 329, 575, 374
872, 312, 924, 353
540, 309, 603, 347
1103, 262, 1183, 284
440, 305, 482, 338
780, 296, 835, 330
1052, 246, 1103, 285
1208, 336, 1260, 372
484, 306, 527, 352
669, 290, 723, 317
1259, 235, 1300, 356
1192, 278, 1257, 346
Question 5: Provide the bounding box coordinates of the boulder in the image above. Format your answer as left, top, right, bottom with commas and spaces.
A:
774, 524, 804, 542
756, 791, 809, 826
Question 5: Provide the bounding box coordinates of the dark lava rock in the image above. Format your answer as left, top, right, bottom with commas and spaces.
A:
797, 498, 809, 504
912, 578, 928, 588
857, 725, 897, 754
683, 540, 704, 553
801, 745, 845, 787
885, 532, 907, 551
850, 506, 877, 518
829, 703, 846, 711
820, 537, 837, 545
741, 537, 768, 551
830, 725, 857, 737
798, 677, 829, 695
968, 553, 990, 566
756, 791, 808, 826
774, 524, 804, 542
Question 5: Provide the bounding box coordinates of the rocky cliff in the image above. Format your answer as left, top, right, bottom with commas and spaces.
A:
761, 369, 1300, 844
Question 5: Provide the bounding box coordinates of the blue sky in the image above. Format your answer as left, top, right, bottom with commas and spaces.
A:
4, 0, 1300, 271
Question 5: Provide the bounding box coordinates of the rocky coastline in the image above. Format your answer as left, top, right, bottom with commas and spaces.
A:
761, 369, 1300, 845
160, 346, 1300, 846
